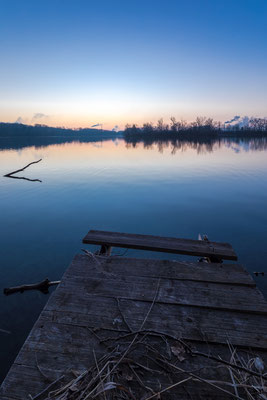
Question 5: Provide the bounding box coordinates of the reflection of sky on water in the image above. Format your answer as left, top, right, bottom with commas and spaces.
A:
0, 137, 267, 382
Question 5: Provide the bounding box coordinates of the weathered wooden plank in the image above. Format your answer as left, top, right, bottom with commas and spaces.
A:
0, 362, 233, 400
14, 335, 261, 400
7, 315, 266, 400
67, 254, 254, 286
0, 364, 48, 399
83, 230, 238, 260
16, 328, 267, 374
0, 397, 18, 400
58, 275, 267, 314
36, 255, 267, 347
6, 316, 258, 400
0, 364, 73, 400
43, 296, 267, 348
57, 257, 267, 314
2, 251, 267, 400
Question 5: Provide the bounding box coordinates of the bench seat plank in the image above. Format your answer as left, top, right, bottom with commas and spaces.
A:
83, 230, 238, 260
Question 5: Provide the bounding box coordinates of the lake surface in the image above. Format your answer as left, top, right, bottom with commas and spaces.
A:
0, 136, 267, 382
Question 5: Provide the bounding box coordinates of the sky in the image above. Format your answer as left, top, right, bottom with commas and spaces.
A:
0, 0, 267, 130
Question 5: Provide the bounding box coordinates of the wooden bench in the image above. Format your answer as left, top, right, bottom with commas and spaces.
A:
83, 230, 237, 261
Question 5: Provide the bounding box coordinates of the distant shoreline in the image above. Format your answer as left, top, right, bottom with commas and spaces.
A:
1, 121, 267, 139
0, 122, 124, 150
1, 122, 267, 152
0, 122, 123, 138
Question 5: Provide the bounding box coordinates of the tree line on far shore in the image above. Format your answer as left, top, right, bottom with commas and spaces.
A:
124, 117, 267, 138
0, 122, 115, 137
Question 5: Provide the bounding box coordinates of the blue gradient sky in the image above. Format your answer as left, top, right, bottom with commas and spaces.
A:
1, 0, 267, 129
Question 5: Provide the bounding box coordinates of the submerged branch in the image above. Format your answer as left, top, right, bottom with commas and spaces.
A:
4, 158, 42, 176
0, 328, 11, 335
4, 158, 42, 182
3, 278, 60, 296
4, 175, 42, 182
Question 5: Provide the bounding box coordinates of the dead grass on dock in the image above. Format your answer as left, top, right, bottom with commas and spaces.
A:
31, 278, 266, 400
31, 329, 266, 400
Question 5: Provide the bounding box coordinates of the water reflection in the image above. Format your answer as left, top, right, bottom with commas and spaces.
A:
1, 134, 267, 155
125, 136, 267, 154
0, 136, 267, 383
4, 175, 42, 182
0, 134, 122, 151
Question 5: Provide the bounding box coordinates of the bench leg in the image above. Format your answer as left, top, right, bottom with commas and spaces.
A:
98, 245, 112, 256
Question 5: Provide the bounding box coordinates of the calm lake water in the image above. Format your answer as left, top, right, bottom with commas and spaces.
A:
0, 136, 267, 382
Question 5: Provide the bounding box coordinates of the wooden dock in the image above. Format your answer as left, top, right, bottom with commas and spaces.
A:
1, 230, 267, 399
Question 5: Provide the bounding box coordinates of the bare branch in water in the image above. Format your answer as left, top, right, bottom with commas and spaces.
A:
0, 328, 11, 335
4, 175, 42, 182
4, 159, 42, 182
3, 278, 60, 295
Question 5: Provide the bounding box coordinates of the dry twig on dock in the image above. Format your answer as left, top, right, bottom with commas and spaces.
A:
32, 329, 267, 400
30, 277, 266, 400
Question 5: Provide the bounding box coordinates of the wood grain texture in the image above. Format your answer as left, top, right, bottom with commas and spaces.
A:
21, 304, 267, 349
0, 361, 235, 400
1, 252, 266, 400
66, 255, 254, 286
60, 255, 266, 314
83, 230, 238, 260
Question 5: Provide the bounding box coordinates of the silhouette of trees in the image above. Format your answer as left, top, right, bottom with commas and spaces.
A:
1, 117, 267, 147
124, 116, 267, 141
157, 118, 169, 132
249, 117, 267, 131
0, 122, 115, 137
